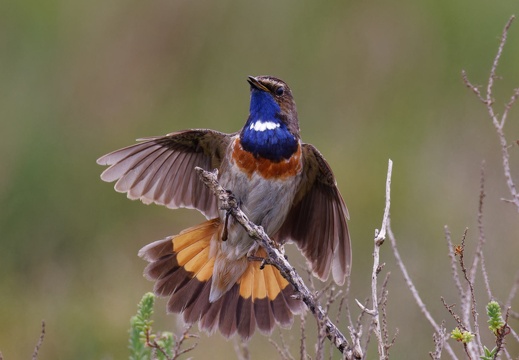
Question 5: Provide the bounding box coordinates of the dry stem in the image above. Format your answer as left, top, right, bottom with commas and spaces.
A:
355, 159, 392, 360
388, 224, 459, 360
462, 15, 519, 211
452, 229, 483, 358
31, 321, 45, 360
472, 162, 493, 301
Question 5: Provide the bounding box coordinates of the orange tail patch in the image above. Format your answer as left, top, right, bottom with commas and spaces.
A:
138, 218, 219, 296
139, 220, 303, 339
234, 248, 304, 337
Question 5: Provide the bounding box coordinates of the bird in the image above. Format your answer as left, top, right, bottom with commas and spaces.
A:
97, 75, 351, 339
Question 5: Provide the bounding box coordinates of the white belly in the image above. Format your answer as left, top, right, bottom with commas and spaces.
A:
215, 141, 302, 259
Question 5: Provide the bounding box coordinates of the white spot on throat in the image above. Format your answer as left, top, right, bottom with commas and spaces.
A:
249, 120, 280, 132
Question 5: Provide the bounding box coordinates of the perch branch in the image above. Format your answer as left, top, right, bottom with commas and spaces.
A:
195, 167, 360, 360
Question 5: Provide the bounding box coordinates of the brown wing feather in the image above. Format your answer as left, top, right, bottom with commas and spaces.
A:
276, 143, 351, 285
97, 129, 231, 218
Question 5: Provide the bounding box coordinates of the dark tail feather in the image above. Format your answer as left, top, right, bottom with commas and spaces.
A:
139, 221, 304, 339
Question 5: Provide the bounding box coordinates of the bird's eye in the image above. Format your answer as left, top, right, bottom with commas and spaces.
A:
275, 87, 284, 96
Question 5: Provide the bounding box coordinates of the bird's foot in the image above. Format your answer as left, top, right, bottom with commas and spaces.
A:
221, 190, 237, 241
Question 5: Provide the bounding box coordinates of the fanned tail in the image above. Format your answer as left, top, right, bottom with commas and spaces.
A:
139, 219, 304, 339
233, 247, 304, 338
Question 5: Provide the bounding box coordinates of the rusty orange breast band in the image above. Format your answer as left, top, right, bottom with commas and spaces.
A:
232, 138, 302, 180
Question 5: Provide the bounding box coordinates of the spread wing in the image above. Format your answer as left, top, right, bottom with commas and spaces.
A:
97, 129, 231, 219
276, 143, 351, 285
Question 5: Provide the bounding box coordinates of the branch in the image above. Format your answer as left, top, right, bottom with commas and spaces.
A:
487, 16, 515, 119
445, 226, 465, 306
32, 321, 45, 360
356, 159, 393, 359
505, 269, 519, 310
388, 224, 459, 360
471, 162, 492, 301
454, 230, 482, 358
195, 167, 361, 360
375, 159, 393, 244
233, 337, 250, 360
462, 15, 519, 212
429, 322, 446, 360
171, 324, 199, 359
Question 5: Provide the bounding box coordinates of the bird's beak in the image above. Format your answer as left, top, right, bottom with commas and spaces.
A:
247, 76, 269, 92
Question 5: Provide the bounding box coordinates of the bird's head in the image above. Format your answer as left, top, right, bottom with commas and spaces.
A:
246, 76, 300, 138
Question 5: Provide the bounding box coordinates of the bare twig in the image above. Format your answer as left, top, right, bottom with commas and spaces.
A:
429, 322, 446, 360
336, 288, 347, 326
269, 330, 295, 360
456, 229, 482, 357
388, 224, 459, 360
508, 323, 519, 343
505, 270, 519, 310
359, 159, 393, 360
356, 297, 374, 359
462, 15, 519, 211
195, 167, 359, 359
233, 337, 250, 360
32, 321, 45, 360
471, 162, 493, 301
380, 279, 398, 358
300, 314, 308, 360
493, 308, 511, 360
502, 87, 519, 125
145, 332, 170, 360
487, 17, 515, 120
171, 324, 198, 359
316, 310, 328, 360
347, 326, 363, 360
317, 287, 341, 360
440, 297, 465, 331
340, 269, 354, 330
374, 159, 393, 244
445, 226, 465, 305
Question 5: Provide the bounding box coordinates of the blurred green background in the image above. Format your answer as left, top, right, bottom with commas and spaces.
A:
1, 0, 518, 358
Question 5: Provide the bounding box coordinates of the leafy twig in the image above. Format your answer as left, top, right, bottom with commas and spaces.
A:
129, 292, 197, 360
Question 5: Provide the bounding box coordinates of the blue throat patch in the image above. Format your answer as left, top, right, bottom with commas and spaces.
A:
241, 90, 298, 161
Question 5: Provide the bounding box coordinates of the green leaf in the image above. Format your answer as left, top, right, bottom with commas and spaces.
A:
128, 293, 156, 360
486, 301, 505, 335
479, 345, 497, 360
450, 327, 474, 343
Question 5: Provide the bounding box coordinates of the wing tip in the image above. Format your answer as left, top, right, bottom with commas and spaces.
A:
96, 156, 106, 166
